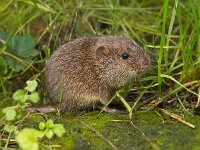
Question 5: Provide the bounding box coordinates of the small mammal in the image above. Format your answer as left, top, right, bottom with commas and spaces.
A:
45, 34, 149, 112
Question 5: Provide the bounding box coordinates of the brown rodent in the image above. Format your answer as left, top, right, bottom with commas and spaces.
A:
45, 34, 149, 112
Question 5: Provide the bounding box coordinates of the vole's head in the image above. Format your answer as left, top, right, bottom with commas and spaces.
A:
95, 34, 150, 88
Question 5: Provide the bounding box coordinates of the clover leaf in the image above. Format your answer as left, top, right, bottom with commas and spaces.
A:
2, 107, 16, 121
16, 128, 40, 150
25, 80, 38, 92
52, 124, 66, 137
13, 89, 28, 103
3, 124, 16, 133
28, 92, 40, 103
38, 120, 66, 139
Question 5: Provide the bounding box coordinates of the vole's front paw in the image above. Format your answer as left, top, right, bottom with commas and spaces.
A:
98, 105, 128, 113
103, 107, 120, 113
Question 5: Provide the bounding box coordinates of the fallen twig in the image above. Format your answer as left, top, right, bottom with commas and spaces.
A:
158, 108, 195, 128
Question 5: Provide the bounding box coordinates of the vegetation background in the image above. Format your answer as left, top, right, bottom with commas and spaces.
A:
0, 0, 200, 150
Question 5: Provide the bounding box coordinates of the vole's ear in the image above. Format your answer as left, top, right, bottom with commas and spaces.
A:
96, 45, 110, 59
120, 32, 129, 39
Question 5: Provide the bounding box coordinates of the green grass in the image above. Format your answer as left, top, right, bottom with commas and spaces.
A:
0, 0, 200, 149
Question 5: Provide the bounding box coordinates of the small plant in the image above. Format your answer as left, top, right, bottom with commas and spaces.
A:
0, 32, 39, 72
2, 107, 16, 121
13, 80, 39, 104
38, 119, 66, 139
16, 120, 66, 150
1, 79, 66, 150
1, 79, 40, 149
2, 79, 39, 122
16, 128, 39, 150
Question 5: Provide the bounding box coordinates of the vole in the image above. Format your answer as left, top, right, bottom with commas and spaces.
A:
44, 34, 149, 113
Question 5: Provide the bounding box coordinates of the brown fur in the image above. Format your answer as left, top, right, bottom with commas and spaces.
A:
45, 34, 149, 112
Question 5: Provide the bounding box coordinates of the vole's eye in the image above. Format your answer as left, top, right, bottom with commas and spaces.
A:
121, 52, 129, 60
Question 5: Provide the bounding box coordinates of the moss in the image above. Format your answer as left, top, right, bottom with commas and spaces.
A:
38, 110, 200, 149
2, 109, 200, 149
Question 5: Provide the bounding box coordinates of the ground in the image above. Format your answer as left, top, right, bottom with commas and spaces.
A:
22, 110, 200, 150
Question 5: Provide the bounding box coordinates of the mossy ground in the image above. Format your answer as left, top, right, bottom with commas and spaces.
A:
19, 110, 200, 150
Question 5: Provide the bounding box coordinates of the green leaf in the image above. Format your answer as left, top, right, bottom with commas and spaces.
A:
38, 131, 45, 138
2, 107, 16, 121
38, 120, 65, 139
5, 56, 33, 72
39, 122, 45, 130
0, 33, 37, 56
45, 129, 54, 139
9, 35, 38, 58
53, 124, 66, 137
25, 48, 39, 57
0, 32, 12, 48
3, 124, 16, 133
28, 92, 40, 103
16, 128, 39, 150
0, 32, 10, 40
46, 119, 54, 128
25, 80, 38, 92
38, 120, 54, 139
0, 33, 39, 72
0, 57, 7, 75
13, 89, 28, 103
